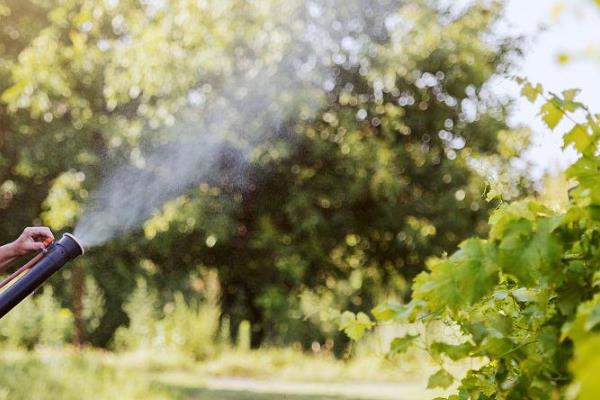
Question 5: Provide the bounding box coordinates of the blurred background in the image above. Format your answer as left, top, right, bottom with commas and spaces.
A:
0, 0, 598, 399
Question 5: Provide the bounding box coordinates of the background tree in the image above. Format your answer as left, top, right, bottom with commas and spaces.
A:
0, 0, 528, 348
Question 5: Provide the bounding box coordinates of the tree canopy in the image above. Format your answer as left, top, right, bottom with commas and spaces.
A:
0, 0, 527, 347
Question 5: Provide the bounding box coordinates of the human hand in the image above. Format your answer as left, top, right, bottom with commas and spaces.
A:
9, 227, 55, 256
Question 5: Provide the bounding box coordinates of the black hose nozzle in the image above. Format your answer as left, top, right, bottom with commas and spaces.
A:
0, 233, 84, 319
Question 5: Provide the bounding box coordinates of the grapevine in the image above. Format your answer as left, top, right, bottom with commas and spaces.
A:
342, 79, 600, 399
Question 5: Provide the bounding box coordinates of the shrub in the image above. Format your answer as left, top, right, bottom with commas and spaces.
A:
114, 277, 221, 360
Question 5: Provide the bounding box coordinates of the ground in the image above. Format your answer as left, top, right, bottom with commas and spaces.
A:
155, 374, 446, 400
0, 347, 451, 399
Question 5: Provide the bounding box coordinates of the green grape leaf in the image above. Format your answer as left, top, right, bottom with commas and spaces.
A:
371, 301, 423, 322
540, 100, 564, 130
564, 124, 593, 153
460, 367, 498, 397
557, 283, 585, 316
551, 90, 586, 112
427, 369, 454, 389
566, 156, 600, 205
339, 311, 374, 341
497, 217, 562, 286
521, 82, 542, 103
563, 88, 582, 102
371, 303, 400, 321
486, 313, 513, 338
481, 336, 514, 357
412, 239, 498, 312
389, 334, 418, 355
464, 321, 488, 344
430, 341, 475, 361
497, 219, 535, 284
488, 200, 548, 240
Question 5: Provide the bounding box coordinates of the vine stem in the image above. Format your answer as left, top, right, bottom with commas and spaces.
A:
518, 76, 592, 127
469, 339, 537, 359
497, 340, 537, 359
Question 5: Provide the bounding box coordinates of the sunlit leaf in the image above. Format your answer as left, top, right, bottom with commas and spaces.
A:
427, 369, 454, 389
540, 100, 564, 130
563, 88, 582, 102
564, 124, 593, 153
389, 334, 418, 355
521, 82, 542, 103
497, 217, 562, 286
339, 311, 374, 341
413, 239, 498, 312
566, 156, 600, 205
430, 341, 474, 361
371, 301, 423, 322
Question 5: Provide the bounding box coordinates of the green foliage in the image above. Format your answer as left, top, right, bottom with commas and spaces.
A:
520, 82, 542, 103
564, 124, 593, 153
389, 334, 418, 355
413, 239, 499, 311
114, 276, 221, 360
114, 277, 158, 350
0, 350, 170, 400
161, 292, 221, 360
371, 301, 422, 322
540, 99, 564, 129
427, 369, 454, 390
41, 170, 86, 231
430, 341, 474, 361
81, 275, 106, 334
339, 311, 375, 341
356, 81, 600, 398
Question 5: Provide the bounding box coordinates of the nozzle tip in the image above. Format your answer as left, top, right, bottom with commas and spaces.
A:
63, 233, 85, 255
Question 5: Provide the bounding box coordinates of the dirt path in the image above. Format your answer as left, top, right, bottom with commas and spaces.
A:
201, 377, 444, 400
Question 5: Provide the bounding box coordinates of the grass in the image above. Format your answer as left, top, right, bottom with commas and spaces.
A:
0, 348, 171, 400
0, 347, 445, 400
